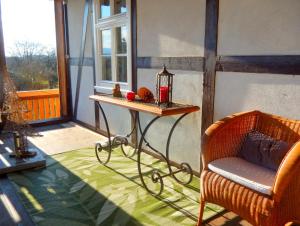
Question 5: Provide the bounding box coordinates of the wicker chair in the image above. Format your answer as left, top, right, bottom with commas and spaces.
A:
197, 110, 300, 226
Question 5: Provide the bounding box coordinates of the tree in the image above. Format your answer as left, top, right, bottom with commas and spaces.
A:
6, 41, 58, 91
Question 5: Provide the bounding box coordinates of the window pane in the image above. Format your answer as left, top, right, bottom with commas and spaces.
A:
116, 26, 127, 54
101, 29, 111, 55
102, 56, 112, 80
100, 0, 110, 18
114, 0, 127, 14
117, 56, 127, 82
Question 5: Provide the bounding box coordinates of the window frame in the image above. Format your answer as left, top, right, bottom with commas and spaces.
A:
92, 0, 132, 94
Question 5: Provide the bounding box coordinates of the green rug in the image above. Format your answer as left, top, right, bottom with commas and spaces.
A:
8, 147, 222, 226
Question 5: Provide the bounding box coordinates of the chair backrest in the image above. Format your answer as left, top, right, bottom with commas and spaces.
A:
255, 112, 300, 145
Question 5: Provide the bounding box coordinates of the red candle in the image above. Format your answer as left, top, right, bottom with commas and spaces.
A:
126, 91, 135, 101
159, 86, 169, 103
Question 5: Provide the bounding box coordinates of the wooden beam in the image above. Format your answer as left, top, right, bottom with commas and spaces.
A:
216, 55, 300, 75
62, 0, 73, 117
201, 0, 219, 134
89, 0, 100, 131
54, 0, 72, 118
131, 0, 137, 92
131, 0, 138, 145
137, 56, 204, 72
0, 1, 6, 107
73, 0, 90, 119
69, 57, 94, 66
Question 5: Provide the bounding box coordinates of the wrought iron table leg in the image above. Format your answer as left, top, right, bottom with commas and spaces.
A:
137, 114, 162, 154
95, 103, 139, 163
95, 102, 113, 165
137, 113, 194, 196
137, 114, 170, 163
165, 113, 193, 185
118, 110, 138, 157
137, 116, 164, 196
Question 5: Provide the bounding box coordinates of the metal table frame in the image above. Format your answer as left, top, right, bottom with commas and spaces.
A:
92, 95, 199, 196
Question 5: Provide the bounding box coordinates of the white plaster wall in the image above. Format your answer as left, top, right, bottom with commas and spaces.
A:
68, 0, 93, 58
214, 72, 300, 121
138, 69, 202, 170
215, 0, 300, 122
70, 66, 95, 125
136, 0, 205, 171
68, 0, 130, 134
99, 104, 131, 136
218, 0, 300, 55
68, 0, 95, 125
137, 0, 206, 57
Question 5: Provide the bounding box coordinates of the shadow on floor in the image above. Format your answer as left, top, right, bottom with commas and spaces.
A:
0, 135, 141, 226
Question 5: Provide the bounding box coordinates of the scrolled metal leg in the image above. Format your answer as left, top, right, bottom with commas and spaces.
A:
126, 110, 138, 138
137, 116, 163, 196
166, 113, 194, 185
177, 162, 193, 185
95, 143, 111, 164
95, 102, 112, 165
114, 135, 134, 157
137, 114, 162, 154
151, 170, 164, 195
119, 111, 138, 157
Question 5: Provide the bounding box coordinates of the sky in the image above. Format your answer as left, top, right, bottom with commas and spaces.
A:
1, 0, 56, 56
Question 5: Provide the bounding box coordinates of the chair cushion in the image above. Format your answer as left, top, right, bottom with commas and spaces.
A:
239, 130, 290, 171
208, 157, 276, 196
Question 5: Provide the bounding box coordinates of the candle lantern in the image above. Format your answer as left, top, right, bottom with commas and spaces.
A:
13, 131, 28, 157
156, 65, 174, 107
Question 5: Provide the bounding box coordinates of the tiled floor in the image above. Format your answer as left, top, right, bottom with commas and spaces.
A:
0, 122, 252, 225
28, 122, 105, 155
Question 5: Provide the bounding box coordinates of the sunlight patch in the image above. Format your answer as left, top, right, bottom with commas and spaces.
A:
20, 187, 43, 212
0, 194, 21, 223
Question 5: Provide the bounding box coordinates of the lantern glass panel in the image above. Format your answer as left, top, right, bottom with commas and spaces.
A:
155, 66, 174, 106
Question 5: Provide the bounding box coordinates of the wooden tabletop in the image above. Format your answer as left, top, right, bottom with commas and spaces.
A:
90, 95, 200, 116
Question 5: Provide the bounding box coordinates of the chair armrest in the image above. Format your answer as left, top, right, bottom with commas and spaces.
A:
202, 111, 258, 169
273, 141, 300, 202
285, 222, 300, 226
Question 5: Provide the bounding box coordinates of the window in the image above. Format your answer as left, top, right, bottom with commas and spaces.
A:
93, 0, 131, 93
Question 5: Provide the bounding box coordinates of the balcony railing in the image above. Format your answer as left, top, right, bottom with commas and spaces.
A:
17, 89, 61, 122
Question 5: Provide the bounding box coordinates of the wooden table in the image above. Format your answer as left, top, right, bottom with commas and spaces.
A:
90, 94, 200, 196
89, 95, 199, 116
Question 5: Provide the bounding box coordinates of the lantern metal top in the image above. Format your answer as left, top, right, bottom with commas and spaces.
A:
157, 65, 174, 77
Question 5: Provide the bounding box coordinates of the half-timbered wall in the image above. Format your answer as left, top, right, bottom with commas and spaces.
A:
214, 0, 300, 120
67, 0, 131, 135
66, 0, 300, 172
136, 0, 205, 170
68, 0, 95, 126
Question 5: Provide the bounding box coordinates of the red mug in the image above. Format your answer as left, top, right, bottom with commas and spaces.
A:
126, 91, 135, 101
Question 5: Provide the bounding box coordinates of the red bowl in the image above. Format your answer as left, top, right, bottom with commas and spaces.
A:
126, 91, 135, 101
